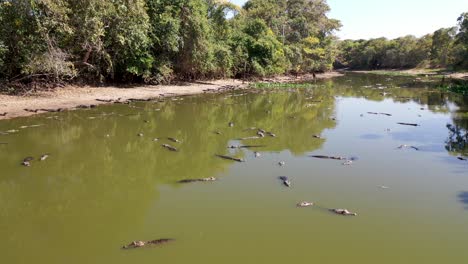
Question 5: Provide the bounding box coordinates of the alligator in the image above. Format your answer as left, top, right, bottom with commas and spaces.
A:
310, 155, 346, 160
21, 157, 34, 167
397, 122, 419, 127
236, 136, 261, 140
96, 99, 114, 103
278, 176, 291, 187
24, 108, 39, 113
397, 144, 419, 151
297, 201, 314, 207
168, 137, 180, 143
330, 208, 357, 216
162, 144, 178, 152
178, 177, 217, 183
228, 145, 266, 149
122, 238, 174, 249
215, 154, 244, 162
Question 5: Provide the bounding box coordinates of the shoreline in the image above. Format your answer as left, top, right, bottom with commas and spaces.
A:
345, 69, 468, 80
0, 72, 342, 120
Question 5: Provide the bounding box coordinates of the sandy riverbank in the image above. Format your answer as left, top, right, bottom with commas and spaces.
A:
347, 69, 468, 80
0, 72, 342, 120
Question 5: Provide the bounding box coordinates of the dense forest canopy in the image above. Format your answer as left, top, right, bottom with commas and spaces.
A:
0, 1, 466, 86
0, 0, 340, 84
336, 12, 468, 70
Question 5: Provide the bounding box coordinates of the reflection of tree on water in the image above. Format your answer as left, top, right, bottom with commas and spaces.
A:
458, 191, 468, 209
446, 122, 468, 156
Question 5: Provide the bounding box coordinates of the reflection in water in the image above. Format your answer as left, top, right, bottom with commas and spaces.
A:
459, 192, 468, 209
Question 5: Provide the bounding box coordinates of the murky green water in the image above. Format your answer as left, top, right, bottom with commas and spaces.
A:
1, 73, 468, 264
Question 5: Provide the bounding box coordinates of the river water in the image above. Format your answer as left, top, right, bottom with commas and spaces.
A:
1, 73, 467, 263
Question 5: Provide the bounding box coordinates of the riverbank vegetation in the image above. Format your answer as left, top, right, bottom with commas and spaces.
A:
0, 0, 340, 90
336, 13, 468, 70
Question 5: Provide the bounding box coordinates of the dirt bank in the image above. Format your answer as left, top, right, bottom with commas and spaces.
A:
347, 69, 468, 80
0, 72, 342, 120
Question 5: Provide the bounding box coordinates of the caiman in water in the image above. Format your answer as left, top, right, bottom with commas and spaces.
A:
178, 177, 217, 183
168, 137, 181, 143
330, 208, 357, 216
310, 155, 346, 160
278, 176, 291, 187
162, 144, 178, 152
397, 122, 419, 127
297, 201, 314, 207
21, 157, 34, 167
228, 145, 266, 149
122, 238, 174, 249
215, 154, 245, 162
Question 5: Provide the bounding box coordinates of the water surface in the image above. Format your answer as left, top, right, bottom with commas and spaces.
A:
1, 73, 468, 263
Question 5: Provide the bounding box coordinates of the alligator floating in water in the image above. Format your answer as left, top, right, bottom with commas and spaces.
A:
330, 208, 357, 216
397, 144, 419, 151
278, 176, 291, 187
236, 136, 261, 140
40, 154, 50, 161
162, 144, 178, 152
228, 145, 266, 149
168, 137, 180, 143
310, 155, 346, 160
21, 157, 34, 167
122, 238, 174, 249
397, 122, 419, 127
297, 201, 314, 207
215, 154, 244, 162
178, 177, 217, 183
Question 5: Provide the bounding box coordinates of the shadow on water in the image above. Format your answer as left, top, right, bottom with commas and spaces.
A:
458, 192, 468, 209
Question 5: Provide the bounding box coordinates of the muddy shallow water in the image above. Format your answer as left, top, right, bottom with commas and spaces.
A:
1, 73, 467, 264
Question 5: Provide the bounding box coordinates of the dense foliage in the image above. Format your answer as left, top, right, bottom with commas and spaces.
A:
0, 0, 340, 85
336, 12, 468, 70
